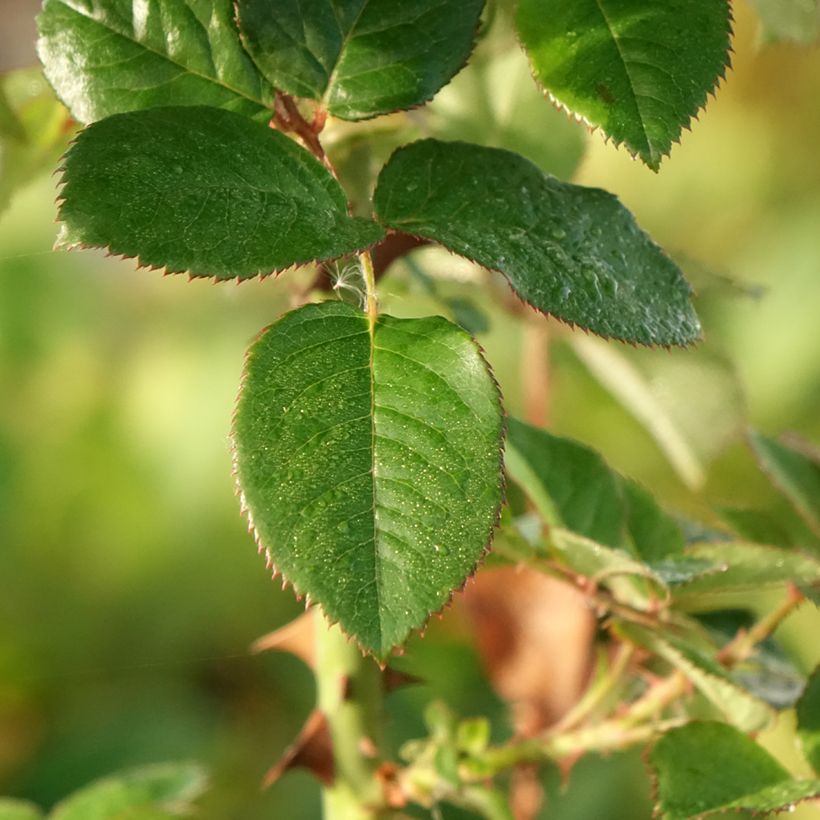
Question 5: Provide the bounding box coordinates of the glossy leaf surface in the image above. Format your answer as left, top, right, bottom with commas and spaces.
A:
236, 0, 483, 120
233, 301, 503, 656
516, 0, 733, 169
57, 106, 383, 279
373, 139, 700, 345
650, 722, 820, 819
37, 0, 272, 123
749, 431, 820, 537
50, 763, 206, 820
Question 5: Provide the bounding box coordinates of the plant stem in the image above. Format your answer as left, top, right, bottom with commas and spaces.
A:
717, 583, 804, 667
316, 618, 385, 819
361, 250, 379, 328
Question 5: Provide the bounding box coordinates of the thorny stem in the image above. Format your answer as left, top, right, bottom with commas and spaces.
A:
316, 620, 385, 820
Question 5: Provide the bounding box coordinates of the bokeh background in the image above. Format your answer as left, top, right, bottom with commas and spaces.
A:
2, 1, 820, 817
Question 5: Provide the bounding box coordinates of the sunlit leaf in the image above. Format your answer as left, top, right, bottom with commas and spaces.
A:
650, 722, 820, 819
37, 0, 272, 123
56, 106, 383, 279
516, 0, 733, 169
235, 0, 483, 120
232, 300, 504, 656
749, 431, 820, 538
374, 139, 700, 345
50, 762, 207, 820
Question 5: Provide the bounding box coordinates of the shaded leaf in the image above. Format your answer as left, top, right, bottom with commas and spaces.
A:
506, 418, 625, 547
373, 139, 700, 346
236, 0, 483, 120
797, 667, 820, 774
674, 541, 820, 602
516, 0, 733, 170
57, 106, 383, 279
50, 762, 207, 820
0, 800, 44, 820
650, 722, 820, 819
37, 0, 272, 124
751, 0, 820, 44
622, 624, 772, 731
232, 301, 503, 656
749, 431, 820, 537
621, 479, 684, 563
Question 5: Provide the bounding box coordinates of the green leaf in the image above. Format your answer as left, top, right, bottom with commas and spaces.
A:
36, 0, 272, 124
515, 0, 733, 170
373, 139, 700, 346
506, 418, 625, 547
749, 431, 820, 538
549, 527, 666, 611
232, 301, 504, 656
797, 667, 820, 773
50, 762, 207, 820
235, 0, 483, 120
650, 722, 820, 819
56, 106, 383, 279
622, 479, 684, 563
0, 799, 44, 820
673, 541, 820, 602
622, 624, 773, 731
751, 0, 820, 45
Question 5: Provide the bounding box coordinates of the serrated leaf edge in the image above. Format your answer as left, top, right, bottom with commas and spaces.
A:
229, 299, 507, 659
515, 3, 735, 171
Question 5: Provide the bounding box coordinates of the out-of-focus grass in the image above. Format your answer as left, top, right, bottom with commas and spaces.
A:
1, 2, 820, 818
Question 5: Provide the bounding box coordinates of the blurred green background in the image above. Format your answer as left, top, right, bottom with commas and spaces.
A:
2, 1, 820, 817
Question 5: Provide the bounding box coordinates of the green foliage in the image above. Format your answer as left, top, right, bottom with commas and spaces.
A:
15, 0, 820, 817
232, 301, 503, 656
649, 722, 820, 819
749, 430, 820, 538
36, 0, 273, 124
750, 0, 820, 44
374, 139, 700, 345
0, 800, 44, 820
235, 0, 484, 119
57, 106, 382, 279
0, 764, 206, 820
797, 667, 820, 773
516, 0, 733, 170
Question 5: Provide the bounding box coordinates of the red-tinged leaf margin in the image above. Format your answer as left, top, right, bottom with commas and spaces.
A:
230, 299, 507, 659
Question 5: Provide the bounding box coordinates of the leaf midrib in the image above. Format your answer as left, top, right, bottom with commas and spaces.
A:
590, 0, 653, 161
57, 0, 270, 110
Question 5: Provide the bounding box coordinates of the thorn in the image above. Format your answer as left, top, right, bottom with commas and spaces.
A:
263, 709, 334, 788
